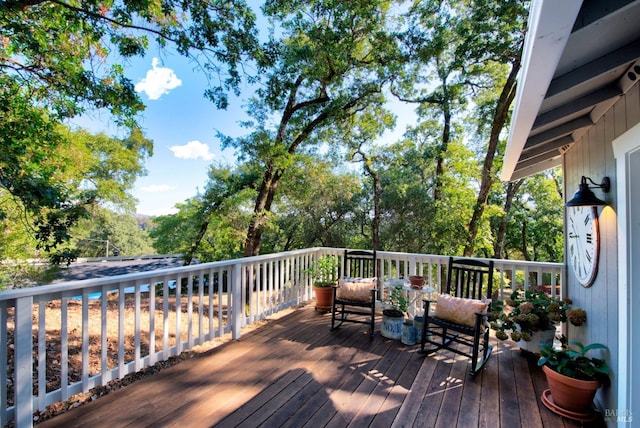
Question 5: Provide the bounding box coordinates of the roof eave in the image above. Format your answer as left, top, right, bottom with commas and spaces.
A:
500, 0, 584, 182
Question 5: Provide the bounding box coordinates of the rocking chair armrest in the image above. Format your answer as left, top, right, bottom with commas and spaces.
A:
474, 311, 491, 328
422, 299, 435, 318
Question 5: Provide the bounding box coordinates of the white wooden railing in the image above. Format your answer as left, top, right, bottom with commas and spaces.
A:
0, 248, 563, 427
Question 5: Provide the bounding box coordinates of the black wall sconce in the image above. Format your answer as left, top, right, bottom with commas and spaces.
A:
565, 176, 610, 207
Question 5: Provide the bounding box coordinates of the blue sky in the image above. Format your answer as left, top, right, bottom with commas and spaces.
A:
73, 53, 251, 216
129, 55, 245, 216
74, 46, 416, 217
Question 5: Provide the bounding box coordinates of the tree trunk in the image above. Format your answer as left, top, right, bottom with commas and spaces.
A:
244, 164, 280, 257
520, 219, 531, 261
434, 105, 451, 204
184, 219, 210, 265
493, 179, 523, 259
463, 55, 520, 257
372, 174, 381, 254
363, 157, 381, 254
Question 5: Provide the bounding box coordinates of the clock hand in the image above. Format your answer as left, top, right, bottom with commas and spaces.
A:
568, 222, 579, 239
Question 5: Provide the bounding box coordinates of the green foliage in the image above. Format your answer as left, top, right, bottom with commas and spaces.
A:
0, 0, 259, 119
0, 0, 258, 259
72, 208, 155, 258
0, 0, 564, 271
0, 124, 152, 260
265, 156, 366, 252
150, 164, 257, 263
503, 171, 564, 262
161, 1, 560, 266
222, 0, 405, 256
384, 285, 409, 316
538, 341, 610, 384
306, 255, 340, 287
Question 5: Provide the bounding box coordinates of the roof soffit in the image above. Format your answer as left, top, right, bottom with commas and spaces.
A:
502, 0, 640, 181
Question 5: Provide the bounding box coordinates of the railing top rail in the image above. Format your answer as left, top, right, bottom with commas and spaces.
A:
0, 247, 563, 301
0, 247, 323, 302
374, 250, 563, 269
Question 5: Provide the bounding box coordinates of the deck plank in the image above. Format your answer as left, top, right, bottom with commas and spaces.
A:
513, 350, 544, 428
413, 347, 456, 427
36, 304, 604, 428
499, 339, 523, 427
478, 342, 501, 428
434, 344, 470, 428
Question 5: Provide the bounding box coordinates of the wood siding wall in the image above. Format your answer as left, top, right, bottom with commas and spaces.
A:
563, 80, 640, 420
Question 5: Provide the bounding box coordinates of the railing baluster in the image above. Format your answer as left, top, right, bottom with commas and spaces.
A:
218, 267, 225, 337
187, 275, 193, 350
208, 269, 214, 340
0, 301, 7, 426
60, 296, 69, 402
175, 275, 183, 355
82, 292, 89, 391
37, 300, 46, 411
232, 262, 242, 339
100, 286, 109, 384
117, 285, 125, 379
134, 280, 142, 372
15, 296, 33, 427
149, 278, 156, 366
198, 270, 204, 344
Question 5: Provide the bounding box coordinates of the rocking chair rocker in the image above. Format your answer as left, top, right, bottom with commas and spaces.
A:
419, 256, 494, 376
330, 250, 378, 340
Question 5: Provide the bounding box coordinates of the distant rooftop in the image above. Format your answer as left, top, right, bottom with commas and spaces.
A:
52, 254, 193, 283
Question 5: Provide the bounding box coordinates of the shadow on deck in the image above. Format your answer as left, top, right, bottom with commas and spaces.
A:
37, 303, 604, 427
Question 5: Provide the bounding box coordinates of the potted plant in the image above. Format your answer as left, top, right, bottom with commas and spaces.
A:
490, 290, 586, 353
537, 341, 610, 420
306, 255, 339, 312
381, 285, 409, 340
408, 275, 424, 289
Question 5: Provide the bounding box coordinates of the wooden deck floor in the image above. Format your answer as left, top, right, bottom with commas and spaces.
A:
38, 304, 604, 428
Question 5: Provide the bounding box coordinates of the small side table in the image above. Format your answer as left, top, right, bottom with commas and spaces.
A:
382, 280, 437, 319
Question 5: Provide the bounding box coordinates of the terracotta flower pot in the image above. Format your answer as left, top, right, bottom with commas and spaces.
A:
542, 365, 600, 413
314, 285, 334, 312
408, 275, 424, 289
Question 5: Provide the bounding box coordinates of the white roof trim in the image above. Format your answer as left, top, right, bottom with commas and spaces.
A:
500, 0, 584, 181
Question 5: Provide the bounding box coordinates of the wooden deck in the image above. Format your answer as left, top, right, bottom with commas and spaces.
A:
38, 304, 603, 427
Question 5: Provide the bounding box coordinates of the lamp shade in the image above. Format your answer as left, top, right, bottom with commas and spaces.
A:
565, 176, 610, 207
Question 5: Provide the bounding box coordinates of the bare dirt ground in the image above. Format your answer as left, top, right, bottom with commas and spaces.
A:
5, 295, 301, 426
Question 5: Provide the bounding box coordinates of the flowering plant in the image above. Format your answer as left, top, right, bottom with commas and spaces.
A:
491, 290, 586, 342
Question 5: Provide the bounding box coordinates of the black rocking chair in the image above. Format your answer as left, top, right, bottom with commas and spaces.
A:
419, 256, 494, 376
331, 250, 378, 340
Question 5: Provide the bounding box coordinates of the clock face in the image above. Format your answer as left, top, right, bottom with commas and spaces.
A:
567, 206, 600, 287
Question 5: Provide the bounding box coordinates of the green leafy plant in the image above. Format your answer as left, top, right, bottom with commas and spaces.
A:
306, 255, 339, 287
383, 285, 409, 317
491, 290, 585, 341
538, 341, 610, 384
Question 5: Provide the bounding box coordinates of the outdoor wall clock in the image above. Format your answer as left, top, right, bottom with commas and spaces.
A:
567, 206, 600, 287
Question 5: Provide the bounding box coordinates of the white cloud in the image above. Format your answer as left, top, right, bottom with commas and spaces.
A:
169, 140, 215, 161
134, 57, 182, 100
146, 206, 179, 216
140, 184, 176, 192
